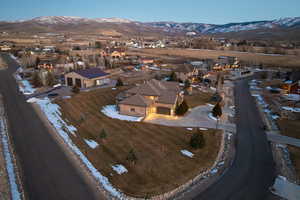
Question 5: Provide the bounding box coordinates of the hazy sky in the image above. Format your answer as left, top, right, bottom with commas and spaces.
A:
1, 0, 299, 24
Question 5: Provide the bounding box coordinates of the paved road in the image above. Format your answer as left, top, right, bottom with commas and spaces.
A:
267, 133, 300, 148
0, 54, 103, 200
183, 79, 276, 200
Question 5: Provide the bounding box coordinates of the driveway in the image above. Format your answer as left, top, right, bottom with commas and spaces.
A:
144, 105, 235, 131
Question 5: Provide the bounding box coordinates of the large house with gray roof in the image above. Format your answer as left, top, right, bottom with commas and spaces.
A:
117, 79, 183, 117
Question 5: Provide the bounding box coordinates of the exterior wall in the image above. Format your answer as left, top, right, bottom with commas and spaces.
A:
65, 72, 110, 88
119, 104, 147, 117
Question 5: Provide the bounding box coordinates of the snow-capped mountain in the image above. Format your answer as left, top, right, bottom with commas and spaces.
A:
16, 16, 133, 25
1, 16, 300, 35
146, 17, 300, 34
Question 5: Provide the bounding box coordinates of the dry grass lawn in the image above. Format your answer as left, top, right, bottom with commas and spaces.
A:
278, 119, 300, 140
288, 146, 300, 181
128, 48, 300, 68
56, 87, 221, 197
278, 120, 300, 180
185, 90, 214, 108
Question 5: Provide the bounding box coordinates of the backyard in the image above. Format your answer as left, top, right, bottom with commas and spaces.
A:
56, 87, 222, 197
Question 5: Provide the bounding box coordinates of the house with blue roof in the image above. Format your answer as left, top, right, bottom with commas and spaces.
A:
64, 68, 111, 88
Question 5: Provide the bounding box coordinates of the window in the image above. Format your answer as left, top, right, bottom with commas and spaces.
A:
130, 108, 135, 112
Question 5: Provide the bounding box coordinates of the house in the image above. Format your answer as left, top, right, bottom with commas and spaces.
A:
214, 56, 239, 70
117, 79, 182, 117
174, 64, 199, 82
64, 68, 110, 88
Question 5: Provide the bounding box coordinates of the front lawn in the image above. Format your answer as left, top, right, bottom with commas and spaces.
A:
56, 87, 221, 197
185, 90, 214, 108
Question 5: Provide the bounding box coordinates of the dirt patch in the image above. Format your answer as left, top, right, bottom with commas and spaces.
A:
56, 87, 221, 197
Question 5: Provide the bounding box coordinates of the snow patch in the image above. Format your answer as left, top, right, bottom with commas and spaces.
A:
112, 164, 128, 175
0, 119, 22, 200
35, 98, 123, 198
84, 139, 99, 149
282, 106, 300, 113
186, 128, 193, 131
199, 128, 208, 131
19, 80, 36, 95
26, 97, 39, 103
101, 105, 143, 122
208, 113, 218, 121
181, 150, 194, 158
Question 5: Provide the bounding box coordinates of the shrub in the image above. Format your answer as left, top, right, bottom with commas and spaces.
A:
116, 78, 124, 87
212, 102, 222, 118
175, 100, 189, 116
31, 72, 43, 87
190, 131, 205, 149
72, 85, 80, 94
99, 129, 107, 140
126, 149, 137, 164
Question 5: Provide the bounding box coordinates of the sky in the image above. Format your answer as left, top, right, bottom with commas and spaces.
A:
0, 0, 300, 24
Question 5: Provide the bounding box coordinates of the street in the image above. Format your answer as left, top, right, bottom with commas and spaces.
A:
0, 54, 103, 200
182, 78, 276, 200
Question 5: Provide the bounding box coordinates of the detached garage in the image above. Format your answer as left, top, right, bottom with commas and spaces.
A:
64, 68, 110, 89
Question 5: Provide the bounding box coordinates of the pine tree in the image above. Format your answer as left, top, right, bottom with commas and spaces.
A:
212, 103, 222, 118
31, 72, 43, 87
190, 131, 205, 149
46, 72, 55, 87
175, 100, 189, 116
99, 129, 107, 140
184, 79, 191, 89
116, 78, 124, 87
169, 71, 177, 81
126, 149, 137, 164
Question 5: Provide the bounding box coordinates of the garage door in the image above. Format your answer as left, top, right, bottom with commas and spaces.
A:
156, 107, 171, 115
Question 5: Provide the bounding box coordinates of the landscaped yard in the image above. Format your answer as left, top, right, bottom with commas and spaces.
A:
288, 146, 300, 181
278, 119, 300, 180
185, 90, 214, 108
56, 87, 221, 197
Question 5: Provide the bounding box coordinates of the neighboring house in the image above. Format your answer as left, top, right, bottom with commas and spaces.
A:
64, 68, 110, 88
214, 56, 239, 70
117, 79, 182, 117
174, 64, 199, 82
282, 80, 300, 94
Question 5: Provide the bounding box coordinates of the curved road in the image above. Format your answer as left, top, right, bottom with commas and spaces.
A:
186, 79, 276, 199
0, 54, 103, 200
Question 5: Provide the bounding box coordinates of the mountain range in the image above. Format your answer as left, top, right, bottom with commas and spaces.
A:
1, 16, 300, 40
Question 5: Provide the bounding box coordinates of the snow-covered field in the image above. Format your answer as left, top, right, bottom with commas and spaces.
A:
112, 164, 128, 175
84, 139, 99, 149
0, 116, 22, 200
101, 105, 143, 122
180, 150, 194, 158
33, 98, 124, 198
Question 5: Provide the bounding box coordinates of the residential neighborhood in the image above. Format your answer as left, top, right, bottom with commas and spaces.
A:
0, 1, 300, 200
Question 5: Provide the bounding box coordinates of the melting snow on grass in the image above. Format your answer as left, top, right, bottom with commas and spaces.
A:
84, 139, 99, 149
282, 106, 300, 113
180, 150, 194, 158
35, 98, 124, 198
112, 164, 128, 175
0, 119, 22, 200
19, 80, 36, 95
199, 128, 208, 131
101, 105, 143, 122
